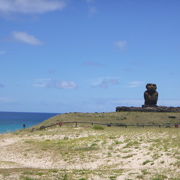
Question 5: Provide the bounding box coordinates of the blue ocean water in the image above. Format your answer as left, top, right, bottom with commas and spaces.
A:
0, 111, 59, 133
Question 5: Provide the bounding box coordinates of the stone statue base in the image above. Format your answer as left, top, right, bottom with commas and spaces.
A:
116, 106, 180, 112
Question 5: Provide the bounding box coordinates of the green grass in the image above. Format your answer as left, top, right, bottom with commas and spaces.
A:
122, 154, 134, 158
142, 160, 152, 165
0, 168, 125, 180
92, 125, 104, 130
152, 174, 167, 180
30, 112, 180, 130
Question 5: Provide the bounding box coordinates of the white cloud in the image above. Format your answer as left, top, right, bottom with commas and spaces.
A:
115, 40, 128, 50
33, 78, 78, 89
33, 78, 51, 88
57, 81, 77, 89
0, 50, 6, 55
12, 31, 43, 45
0, 0, 66, 15
128, 81, 144, 88
92, 77, 120, 88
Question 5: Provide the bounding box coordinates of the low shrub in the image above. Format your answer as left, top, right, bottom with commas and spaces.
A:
92, 125, 104, 130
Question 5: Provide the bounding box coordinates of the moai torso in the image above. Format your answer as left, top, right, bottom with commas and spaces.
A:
144, 83, 158, 107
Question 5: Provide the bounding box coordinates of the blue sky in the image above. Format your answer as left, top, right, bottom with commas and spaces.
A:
0, 0, 180, 113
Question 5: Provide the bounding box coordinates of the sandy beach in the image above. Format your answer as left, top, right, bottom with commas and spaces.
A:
0, 126, 179, 179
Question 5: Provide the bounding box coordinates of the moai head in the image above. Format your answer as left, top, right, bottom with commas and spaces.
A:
144, 83, 158, 107
146, 83, 157, 94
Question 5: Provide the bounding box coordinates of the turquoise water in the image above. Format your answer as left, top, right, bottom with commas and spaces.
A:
0, 112, 59, 133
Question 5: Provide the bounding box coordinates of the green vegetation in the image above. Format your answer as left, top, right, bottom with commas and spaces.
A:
142, 160, 152, 165
152, 174, 167, 180
92, 125, 104, 130
32, 112, 180, 130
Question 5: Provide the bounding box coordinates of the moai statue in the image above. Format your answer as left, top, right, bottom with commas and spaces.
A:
143, 83, 158, 107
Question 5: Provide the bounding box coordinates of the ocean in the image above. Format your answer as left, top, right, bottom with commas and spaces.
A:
0, 111, 59, 134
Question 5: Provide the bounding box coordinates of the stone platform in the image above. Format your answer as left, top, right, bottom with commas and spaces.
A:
116, 106, 180, 112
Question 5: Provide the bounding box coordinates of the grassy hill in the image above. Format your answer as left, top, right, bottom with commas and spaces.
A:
35, 112, 180, 129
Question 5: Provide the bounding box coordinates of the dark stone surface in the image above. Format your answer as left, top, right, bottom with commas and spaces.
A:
144, 83, 158, 107
116, 106, 180, 112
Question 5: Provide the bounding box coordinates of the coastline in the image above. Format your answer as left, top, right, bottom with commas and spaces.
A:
0, 111, 59, 134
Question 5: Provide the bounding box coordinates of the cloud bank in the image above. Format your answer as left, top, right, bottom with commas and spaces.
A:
34, 79, 78, 89
12, 31, 43, 45
0, 0, 66, 14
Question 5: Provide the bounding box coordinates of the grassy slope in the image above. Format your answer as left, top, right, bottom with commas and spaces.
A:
35, 112, 180, 128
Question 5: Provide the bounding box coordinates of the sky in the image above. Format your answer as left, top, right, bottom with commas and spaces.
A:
0, 0, 180, 113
